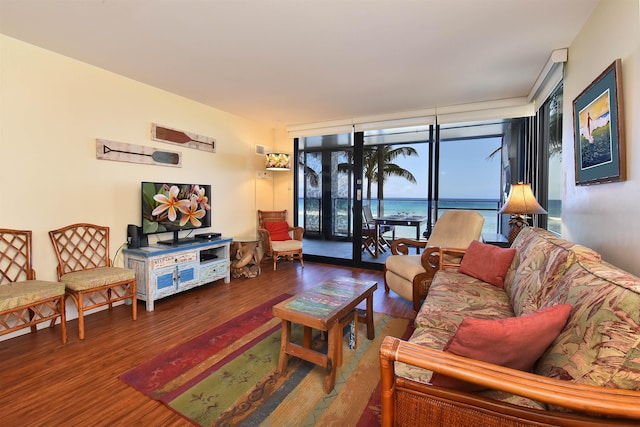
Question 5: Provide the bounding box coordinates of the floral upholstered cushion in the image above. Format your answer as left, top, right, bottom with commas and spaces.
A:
415, 271, 513, 333
503, 228, 602, 316
394, 329, 451, 384
61, 267, 135, 291
0, 280, 65, 311
504, 228, 589, 316
536, 261, 640, 390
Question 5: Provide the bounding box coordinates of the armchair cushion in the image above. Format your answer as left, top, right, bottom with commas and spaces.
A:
271, 240, 302, 252
458, 240, 516, 288
385, 254, 424, 282
430, 304, 572, 392
264, 221, 292, 241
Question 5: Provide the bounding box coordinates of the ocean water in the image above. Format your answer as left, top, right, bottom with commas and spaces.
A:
298, 198, 561, 238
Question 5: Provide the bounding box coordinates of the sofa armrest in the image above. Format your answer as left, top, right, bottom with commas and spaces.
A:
380, 336, 640, 425
436, 247, 466, 270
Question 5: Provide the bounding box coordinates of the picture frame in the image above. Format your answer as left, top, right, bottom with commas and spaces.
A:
573, 59, 625, 185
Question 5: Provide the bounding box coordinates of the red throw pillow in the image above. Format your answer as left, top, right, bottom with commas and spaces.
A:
264, 221, 292, 241
430, 304, 572, 392
458, 240, 516, 288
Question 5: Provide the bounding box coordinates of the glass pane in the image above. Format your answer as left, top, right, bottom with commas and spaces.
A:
547, 87, 563, 235
300, 151, 322, 234
438, 137, 502, 234
361, 142, 430, 240
331, 151, 352, 237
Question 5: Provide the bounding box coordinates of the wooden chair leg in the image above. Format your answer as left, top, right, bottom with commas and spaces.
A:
131, 282, 137, 321
76, 291, 85, 340
59, 297, 67, 344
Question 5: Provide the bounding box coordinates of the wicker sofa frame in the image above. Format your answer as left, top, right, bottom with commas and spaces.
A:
380, 337, 640, 426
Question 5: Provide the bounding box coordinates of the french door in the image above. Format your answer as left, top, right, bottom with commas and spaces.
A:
296, 128, 433, 268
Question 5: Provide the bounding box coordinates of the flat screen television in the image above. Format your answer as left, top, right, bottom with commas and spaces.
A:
141, 181, 211, 245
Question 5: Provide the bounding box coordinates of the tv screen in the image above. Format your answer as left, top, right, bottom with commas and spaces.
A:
141, 182, 211, 236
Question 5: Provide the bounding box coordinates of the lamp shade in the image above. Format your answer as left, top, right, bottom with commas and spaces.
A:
499, 183, 547, 215
265, 153, 291, 171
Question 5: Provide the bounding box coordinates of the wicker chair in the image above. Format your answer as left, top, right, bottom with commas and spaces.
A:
49, 223, 136, 340
384, 210, 484, 311
0, 228, 67, 343
257, 210, 304, 271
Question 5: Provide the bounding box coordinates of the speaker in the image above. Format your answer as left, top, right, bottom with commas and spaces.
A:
127, 224, 147, 248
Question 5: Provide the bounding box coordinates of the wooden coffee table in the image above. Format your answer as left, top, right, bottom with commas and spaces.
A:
272, 276, 378, 393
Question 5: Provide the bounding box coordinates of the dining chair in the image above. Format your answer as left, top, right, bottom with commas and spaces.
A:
363, 205, 395, 249
49, 223, 136, 340
0, 228, 67, 343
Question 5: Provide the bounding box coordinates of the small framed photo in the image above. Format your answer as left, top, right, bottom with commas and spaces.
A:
573, 59, 626, 185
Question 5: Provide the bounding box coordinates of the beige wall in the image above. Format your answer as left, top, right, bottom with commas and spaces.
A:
0, 34, 275, 285
563, 0, 640, 275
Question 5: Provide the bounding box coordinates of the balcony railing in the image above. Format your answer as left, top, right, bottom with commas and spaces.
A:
298, 198, 502, 239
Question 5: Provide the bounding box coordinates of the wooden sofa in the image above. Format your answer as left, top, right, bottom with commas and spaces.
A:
380, 227, 640, 426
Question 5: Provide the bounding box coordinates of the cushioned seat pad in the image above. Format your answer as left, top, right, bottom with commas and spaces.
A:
0, 280, 65, 311
385, 255, 424, 282
61, 267, 135, 291
271, 240, 302, 251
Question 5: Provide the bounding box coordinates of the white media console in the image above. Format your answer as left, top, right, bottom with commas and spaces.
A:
123, 238, 231, 311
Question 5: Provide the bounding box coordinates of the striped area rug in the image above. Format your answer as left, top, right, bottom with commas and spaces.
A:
120, 294, 412, 426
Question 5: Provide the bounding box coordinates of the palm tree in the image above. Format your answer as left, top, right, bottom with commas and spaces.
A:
338, 145, 419, 211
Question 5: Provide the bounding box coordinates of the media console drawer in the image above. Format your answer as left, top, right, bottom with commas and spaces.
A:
123, 238, 231, 311
151, 252, 198, 269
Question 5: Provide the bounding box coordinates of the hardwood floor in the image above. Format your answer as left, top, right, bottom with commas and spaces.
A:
0, 261, 415, 426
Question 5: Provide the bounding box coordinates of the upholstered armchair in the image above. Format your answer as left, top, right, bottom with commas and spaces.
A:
257, 210, 304, 271
384, 210, 484, 311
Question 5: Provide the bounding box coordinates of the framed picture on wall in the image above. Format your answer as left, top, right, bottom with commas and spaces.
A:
573, 59, 626, 185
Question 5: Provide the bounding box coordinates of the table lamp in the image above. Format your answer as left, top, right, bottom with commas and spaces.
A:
499, 183, 547, 245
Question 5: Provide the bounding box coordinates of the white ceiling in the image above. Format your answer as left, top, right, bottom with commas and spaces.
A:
0, 0, 598, 128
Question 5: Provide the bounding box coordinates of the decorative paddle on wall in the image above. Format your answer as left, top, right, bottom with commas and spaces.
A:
96, 139, 182, 167
151, 123, 216, 153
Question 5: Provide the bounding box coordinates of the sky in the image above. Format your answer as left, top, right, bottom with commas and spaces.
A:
380, 137, 502, 200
